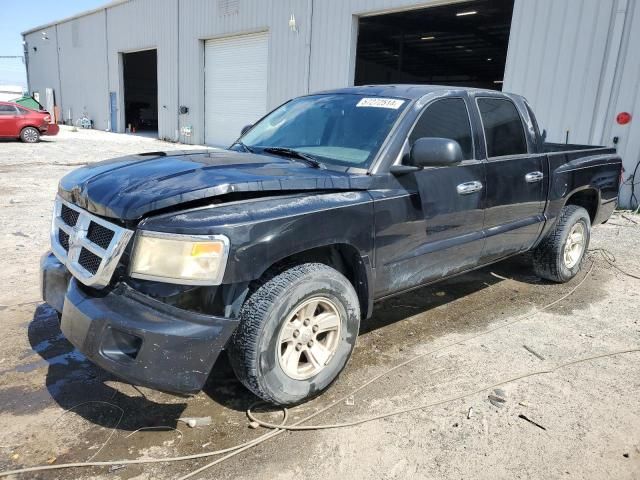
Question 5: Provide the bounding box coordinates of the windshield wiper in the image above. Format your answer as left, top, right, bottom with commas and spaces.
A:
232, 141, 255, 153
263, 147, 325, 169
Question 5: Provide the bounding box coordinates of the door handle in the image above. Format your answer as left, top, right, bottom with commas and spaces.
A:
525, 171, 544, 183
456, 181, 483, 195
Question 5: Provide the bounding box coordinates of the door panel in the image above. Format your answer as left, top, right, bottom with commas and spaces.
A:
0, 116, 12, 136
414, 161, 486, 266
0, 105, 18, 137
476, 97, 546, 261
374, 162, 486, 297
374, 96, 486, 297
483, 155, 546, 261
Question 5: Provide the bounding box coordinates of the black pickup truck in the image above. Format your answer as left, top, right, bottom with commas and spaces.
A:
41, 85, 622, 405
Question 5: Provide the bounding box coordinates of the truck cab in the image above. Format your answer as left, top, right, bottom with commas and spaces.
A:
370, 88, 549, 295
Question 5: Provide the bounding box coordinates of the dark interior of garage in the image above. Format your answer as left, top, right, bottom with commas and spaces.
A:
355, 0, 514, 90
122, 49, 158, 134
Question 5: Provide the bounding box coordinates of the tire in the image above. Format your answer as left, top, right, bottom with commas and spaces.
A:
532, 205, 591, 283
20, 126, 40, 143
228, 263, 360, 405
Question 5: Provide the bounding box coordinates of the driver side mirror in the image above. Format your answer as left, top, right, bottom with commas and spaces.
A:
408, 137, 463, 168
240, 124, 253, 136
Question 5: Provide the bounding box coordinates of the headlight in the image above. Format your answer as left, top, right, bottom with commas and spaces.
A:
129, 231, 230, 285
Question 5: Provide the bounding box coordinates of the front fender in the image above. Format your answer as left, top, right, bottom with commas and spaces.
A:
138, 192, 375, 284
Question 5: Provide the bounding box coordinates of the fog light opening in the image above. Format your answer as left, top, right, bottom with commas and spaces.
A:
101, 327, 142, 362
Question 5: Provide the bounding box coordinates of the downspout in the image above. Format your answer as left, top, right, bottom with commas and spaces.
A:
22, 36, 30, 93
104, 8, 111, 131
54, 24, 63, 119
177, 0, 181, 142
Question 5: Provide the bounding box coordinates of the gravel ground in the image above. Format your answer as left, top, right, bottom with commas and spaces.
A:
0, 127, 639, 480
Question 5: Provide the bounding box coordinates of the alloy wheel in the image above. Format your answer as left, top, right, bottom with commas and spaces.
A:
276, 297, 342, 380
563, 222, 585, 269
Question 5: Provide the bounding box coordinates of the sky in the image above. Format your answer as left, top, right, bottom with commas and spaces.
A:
0, 0, 107, 88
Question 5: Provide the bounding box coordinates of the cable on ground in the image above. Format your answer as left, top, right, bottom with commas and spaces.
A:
246, 348, 640, 431
589, 248, 640, 280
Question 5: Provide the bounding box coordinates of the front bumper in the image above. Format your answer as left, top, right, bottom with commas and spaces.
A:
40, 252, 239, 393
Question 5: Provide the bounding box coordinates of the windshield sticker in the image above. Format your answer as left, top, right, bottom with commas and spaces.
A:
356, 98, 405, 109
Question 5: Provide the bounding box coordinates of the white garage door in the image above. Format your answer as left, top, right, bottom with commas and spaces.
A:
204, 32, 269, 147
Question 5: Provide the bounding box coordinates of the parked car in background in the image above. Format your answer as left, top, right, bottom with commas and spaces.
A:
0, 101, 58, 143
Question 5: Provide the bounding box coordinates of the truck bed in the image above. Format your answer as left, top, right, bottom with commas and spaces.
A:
543, 142, 612, 154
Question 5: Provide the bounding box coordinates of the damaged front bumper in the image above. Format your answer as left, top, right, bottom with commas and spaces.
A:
40, 252, 239, 393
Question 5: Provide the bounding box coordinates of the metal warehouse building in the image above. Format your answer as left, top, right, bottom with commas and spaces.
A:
23, 0, 640, 207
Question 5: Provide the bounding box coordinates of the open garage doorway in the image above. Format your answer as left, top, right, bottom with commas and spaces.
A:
122, 49, 158, 136
355, 0, 514, 90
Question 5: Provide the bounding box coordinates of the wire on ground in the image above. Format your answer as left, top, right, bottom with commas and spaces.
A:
589, 248, 640, 280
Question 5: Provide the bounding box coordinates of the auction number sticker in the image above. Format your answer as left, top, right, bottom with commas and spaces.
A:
356, 98, 405, 109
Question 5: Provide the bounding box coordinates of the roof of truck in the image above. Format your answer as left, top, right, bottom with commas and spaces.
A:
318, 84, 518, 100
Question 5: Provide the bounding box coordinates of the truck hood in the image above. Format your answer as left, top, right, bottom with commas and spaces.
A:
58, 149, 368, 221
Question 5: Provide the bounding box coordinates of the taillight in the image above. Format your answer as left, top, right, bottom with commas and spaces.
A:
43, 115, 51, 123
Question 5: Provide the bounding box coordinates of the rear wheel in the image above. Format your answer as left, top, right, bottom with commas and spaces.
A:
20, 126, 40, 143
228, 263, 360, 405
532, 205, 591, 282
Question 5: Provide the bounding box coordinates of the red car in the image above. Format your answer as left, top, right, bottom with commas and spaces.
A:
0, 101, 59, 143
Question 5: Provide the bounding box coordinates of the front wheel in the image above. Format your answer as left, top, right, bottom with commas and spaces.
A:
532, 205, 591, 282
228, 263, 360, 405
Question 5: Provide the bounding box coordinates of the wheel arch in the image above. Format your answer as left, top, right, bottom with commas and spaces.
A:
562, 187, 600, 224
257, 242, 374, 321
20, 123, 42, 132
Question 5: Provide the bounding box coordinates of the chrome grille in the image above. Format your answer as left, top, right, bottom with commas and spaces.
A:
58, 230, 70, 251
51, 196, 134, 288
87, 221, 115, 249
61, 204, 80, 226
78, 247, 102, 274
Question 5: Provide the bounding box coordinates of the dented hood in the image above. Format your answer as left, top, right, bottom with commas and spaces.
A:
58, 149, 367, 221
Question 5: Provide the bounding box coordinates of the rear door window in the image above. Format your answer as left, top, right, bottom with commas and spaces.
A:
477, 98, 527, 157
0, 105, 17, 115
409, 98, 474, 160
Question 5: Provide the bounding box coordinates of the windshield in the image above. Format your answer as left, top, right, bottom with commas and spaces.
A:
236, 94, 408, 168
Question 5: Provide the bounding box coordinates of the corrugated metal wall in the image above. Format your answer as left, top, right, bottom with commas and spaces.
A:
23, 0, 640, 206
504, 0, 639, 207
177, 0, 311, 144
601, 0, 640, 208
23, 28, 61, 115
56, 12, 109, 129
308, 0, 462, 92
504, 0, 617, 144
106, 0, 179, 140
23, 0, 465, 144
